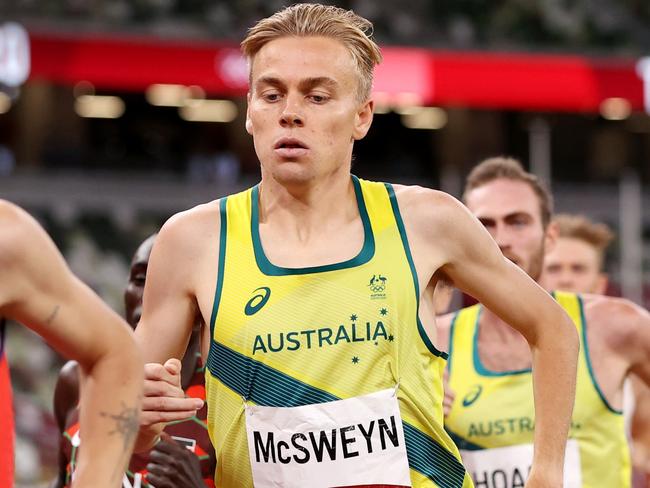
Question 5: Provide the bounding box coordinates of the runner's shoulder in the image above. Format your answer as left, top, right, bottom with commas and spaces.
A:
389, 184, 468, 230
0, 200, 34, 258
581, 293, 649, 351
0, 200, 53, 278
156, 200, 223, 257
163, 199, 222, 233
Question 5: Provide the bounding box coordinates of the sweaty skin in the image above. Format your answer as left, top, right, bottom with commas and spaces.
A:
0, 200, 143, 488
134, 35, 578, 487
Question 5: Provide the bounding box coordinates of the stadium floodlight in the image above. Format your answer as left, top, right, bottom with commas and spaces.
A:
0, 93, 11, 114
599, 97, 631, 121
74, 95, 125, 119
146, 84, 205, 107
179, 99, 238, 123
0, 23, 30, 88
401, 107, 447, 130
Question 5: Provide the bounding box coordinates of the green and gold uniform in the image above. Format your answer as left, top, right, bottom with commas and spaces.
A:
446, 291, 630, 487
205, 176, 472, 487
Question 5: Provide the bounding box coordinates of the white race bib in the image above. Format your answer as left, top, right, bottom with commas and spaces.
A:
461, 439, 582, 488
245, 388, 412, 488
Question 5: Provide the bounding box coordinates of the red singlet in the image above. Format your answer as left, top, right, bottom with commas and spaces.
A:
0, 321, 15, 488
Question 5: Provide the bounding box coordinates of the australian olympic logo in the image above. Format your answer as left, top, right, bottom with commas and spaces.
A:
368, 274, 388, 299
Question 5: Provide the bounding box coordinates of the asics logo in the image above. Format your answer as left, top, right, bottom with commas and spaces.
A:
245, 287, 271, 316
462, 385, 483, 407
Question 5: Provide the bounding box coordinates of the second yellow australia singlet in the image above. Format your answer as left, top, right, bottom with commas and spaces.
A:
205, 176, 473, 487
445, 291, 630, 487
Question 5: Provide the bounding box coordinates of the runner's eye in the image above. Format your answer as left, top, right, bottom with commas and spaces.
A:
308, 94, 329, 104
263, 92, 282, 102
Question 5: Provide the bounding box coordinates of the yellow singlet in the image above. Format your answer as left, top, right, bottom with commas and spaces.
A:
205, 176, 473, 487
445, 291, 630, 487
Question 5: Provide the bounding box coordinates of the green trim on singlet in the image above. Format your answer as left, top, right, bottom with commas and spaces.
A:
208, 341, 338, 405
209, 197, 228, 338
384, 183, 448, 360
579, 295, 623, 415
166, 415, 206, 428
207, 341, 465, 488
446, 312, 460, 375
250, 175, 375, 276
445, 426, 487, 452
473, 307, 532, 377
403, 423, 466, 488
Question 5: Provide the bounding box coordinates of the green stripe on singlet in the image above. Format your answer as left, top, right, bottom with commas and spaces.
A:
207, 341, 466, 488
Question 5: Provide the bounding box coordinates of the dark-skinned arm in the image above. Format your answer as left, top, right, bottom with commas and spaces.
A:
49, 361, 79, 488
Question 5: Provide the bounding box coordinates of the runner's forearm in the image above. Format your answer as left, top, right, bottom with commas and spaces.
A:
72, 334, 142, 488
529, 316, 578, 480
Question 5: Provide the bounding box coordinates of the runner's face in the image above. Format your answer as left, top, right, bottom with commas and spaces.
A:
465, 179, 551, 281
541, 237, 607, 294
124, 236, 155, 329
246, 36, 373, 185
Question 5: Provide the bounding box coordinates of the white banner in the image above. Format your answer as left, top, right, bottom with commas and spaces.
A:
461, 439, 582, 488
245, 388, 412, 488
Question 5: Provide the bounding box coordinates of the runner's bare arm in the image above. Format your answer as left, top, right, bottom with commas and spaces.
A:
0, 201, 143, 488
401, 188, 579, 486
134, 203, 219, 451
49, 361, 80, 488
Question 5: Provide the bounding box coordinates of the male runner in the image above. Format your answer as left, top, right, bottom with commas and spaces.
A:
441, 157, 650, 488
51, 235, 216, 488
540, 213, 613, 295
541, 214, 650, 487
134, 5, 579, 487
0, 200, 142, 488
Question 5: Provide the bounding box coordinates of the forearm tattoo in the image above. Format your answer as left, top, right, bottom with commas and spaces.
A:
99, 401, 140, 480
45, 304, 60, 325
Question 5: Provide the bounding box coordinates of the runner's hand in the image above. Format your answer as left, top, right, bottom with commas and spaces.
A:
443, 369, 455, 417
525, 469, 562, 487
141, 359, 204, 426
147, 433, 207, 488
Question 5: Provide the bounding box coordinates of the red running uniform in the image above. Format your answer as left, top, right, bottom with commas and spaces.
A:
0, 321, 15, 488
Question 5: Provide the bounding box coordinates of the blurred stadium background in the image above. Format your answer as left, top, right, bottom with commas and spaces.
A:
1, 0, 649, 485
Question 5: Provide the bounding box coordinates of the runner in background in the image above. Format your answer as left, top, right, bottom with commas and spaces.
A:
50, 234, 216, 488
440, 157, 650, 487
541, 213, 650, 488
0, 200, 142, 488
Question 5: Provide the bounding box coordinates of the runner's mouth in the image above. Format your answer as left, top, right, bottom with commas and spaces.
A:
274, 138, 308, 150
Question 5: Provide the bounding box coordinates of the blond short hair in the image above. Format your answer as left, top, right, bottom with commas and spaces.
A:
241, 3, 382, 102
554, 214, 614, 262
463, 156, 554, 228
